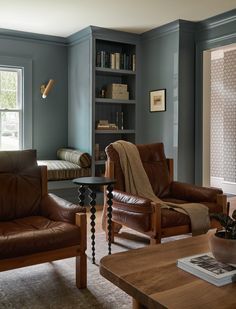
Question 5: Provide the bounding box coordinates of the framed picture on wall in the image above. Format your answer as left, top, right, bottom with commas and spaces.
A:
149, 89, 166, 112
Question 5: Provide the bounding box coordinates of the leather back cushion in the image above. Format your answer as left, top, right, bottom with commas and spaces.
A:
0, 150, 42, 221
105, 142, 171, 197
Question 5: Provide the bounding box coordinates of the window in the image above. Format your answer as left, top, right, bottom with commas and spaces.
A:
0, 67, 23, 150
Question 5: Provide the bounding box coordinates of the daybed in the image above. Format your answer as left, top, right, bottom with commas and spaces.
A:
38, 148, 91, 181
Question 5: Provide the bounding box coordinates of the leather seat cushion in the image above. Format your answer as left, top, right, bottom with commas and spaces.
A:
0, 216, 81, 259
161, 197, 222, 228
112, 197, 222, 230
112, 208, 151, 232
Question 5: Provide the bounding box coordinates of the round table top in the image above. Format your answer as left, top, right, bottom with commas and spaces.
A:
73, 176, 116, 186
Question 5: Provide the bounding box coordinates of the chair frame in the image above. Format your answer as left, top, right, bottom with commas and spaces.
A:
0, 166, 87, 289
105, 158, 228, 245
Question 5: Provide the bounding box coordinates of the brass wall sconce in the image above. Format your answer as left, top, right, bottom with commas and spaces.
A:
40, 79, 55, 99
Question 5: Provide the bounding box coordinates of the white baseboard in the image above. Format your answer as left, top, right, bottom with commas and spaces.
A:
211, 176, 236, 195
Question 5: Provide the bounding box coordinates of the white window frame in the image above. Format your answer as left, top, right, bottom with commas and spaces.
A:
0, 66, 23, 150
0, 56, 32, 149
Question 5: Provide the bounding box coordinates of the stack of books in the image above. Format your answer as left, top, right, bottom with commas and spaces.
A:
177, 252, 236, 286
96, 51, 135, 71
106, 83, 129, 100
96, 120, 118, 130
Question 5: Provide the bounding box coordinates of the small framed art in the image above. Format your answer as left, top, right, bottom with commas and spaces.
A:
149, 89, 166, 112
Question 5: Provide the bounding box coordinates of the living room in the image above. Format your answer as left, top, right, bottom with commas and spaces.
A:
0, 1, 236, 308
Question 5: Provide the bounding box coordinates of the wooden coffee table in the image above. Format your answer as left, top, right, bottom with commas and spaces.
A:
100, 233, 236, 308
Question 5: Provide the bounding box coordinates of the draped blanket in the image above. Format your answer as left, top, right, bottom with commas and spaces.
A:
112, 140, 210, 236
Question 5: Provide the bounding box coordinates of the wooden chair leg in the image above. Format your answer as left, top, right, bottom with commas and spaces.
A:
132, 298, 147, 309
76, 253, 87, 289
150, 236, 161, 245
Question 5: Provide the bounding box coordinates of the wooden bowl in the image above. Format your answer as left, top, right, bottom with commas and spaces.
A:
209, 232, 236, 266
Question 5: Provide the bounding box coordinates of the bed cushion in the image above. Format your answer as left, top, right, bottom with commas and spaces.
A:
57, 148, 91, 168
38, 160, 91, 181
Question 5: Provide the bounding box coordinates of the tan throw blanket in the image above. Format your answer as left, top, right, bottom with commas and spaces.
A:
112, 140, 210, 236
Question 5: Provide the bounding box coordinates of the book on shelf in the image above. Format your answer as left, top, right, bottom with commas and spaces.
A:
110, 53, 115, 69
96, 50, 136, 71
115, 52, 120, 70
177, 252, 236, 287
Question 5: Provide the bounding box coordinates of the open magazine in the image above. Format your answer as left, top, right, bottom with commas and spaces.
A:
177, 252, 236, 286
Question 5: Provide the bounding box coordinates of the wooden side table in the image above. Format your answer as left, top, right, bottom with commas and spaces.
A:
73, 176, 116, 264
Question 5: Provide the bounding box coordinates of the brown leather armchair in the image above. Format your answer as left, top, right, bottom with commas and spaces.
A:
0, 150, 87, 288
104, 142, 228, 244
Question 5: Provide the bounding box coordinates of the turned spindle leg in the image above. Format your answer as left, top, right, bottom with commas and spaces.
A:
78, 185, 86, 207
89, 188, 96, 264
107, 184, 113, 255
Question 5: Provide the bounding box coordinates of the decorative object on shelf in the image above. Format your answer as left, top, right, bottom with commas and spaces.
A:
106, 83, 129, 100
40, 79, 55, 99
116, 111, 124, 130
100, 88, 106, 98
150, 89, 166, 112
99, 151, 106, 160
209, 210, 236, 265
97, 120, 118, 130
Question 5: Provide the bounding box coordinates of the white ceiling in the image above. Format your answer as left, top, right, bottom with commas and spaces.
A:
0, 0, 235, 37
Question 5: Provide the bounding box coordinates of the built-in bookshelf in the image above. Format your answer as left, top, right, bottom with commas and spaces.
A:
94, 38, 137, 176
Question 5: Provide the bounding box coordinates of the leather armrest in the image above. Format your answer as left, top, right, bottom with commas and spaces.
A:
40, 193, 86, 224
169, 181, 223, 203
112, 189, 153, 213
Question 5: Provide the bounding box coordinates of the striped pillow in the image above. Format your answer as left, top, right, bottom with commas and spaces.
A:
57, 148, 91, 168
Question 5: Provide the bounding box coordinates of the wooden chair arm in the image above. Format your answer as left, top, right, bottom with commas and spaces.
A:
216, 194, 228, 215
76, 213, 87, 251
151, 202, 162, 243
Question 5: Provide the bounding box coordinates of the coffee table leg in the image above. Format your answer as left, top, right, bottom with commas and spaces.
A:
132, 299, 147, 309
107, 184, 113, 255
78, 185, 86, 206
88, 188, 96, 264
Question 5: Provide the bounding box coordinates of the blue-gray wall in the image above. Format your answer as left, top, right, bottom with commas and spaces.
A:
139, 23, 180, 179
68, 31, 92, 154
178, 21, 195, 183
0, 31, 68, 159
194, 9, 236, 184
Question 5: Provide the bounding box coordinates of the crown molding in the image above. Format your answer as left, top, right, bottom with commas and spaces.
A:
0, 28, 67, 46
0, 9, 234, 47
197, 9, 236, 32
67, 27, 92, 46
141, 20, 180, 42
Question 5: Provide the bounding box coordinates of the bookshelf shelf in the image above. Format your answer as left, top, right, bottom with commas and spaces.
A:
96, 67, 136, 76
95, 129, 135, 134
95, 98, 136, 104
95, 160, 106, 165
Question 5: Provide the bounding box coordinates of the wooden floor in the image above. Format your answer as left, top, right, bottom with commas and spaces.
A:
88, 196, 236, 235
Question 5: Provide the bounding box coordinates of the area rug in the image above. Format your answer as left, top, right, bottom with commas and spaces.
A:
0, 230, 189, 309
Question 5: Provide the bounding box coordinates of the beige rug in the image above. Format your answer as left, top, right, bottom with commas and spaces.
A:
0, 230, 189, 309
